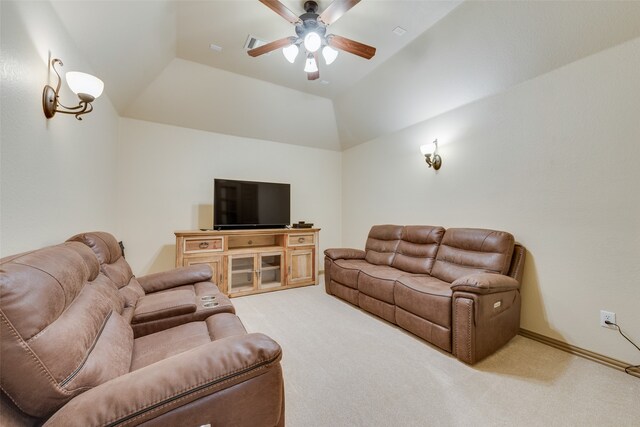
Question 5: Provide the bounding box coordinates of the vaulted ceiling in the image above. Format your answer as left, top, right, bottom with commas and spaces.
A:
50, 0, 462, 150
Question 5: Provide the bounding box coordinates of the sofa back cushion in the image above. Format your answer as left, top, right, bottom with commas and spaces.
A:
391, 226, 445, 274
364, 225, 403, 266
431, 228, 515, 283
68, 232, 145, 307
0, 243, 133, 418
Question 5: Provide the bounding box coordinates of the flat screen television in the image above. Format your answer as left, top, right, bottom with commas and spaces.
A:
213, 179, 290, 230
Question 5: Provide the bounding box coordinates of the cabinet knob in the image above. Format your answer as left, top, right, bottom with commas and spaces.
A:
199, 242, 209, 249
298, 237, 305, 243
248, 240, 253, 245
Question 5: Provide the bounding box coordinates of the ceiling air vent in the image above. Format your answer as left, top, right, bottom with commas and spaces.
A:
244, 35, 267, 50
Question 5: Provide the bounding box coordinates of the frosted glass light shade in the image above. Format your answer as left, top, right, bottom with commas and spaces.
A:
304, 55, 318, 73
420, 143, 433, 155
282, 44, 299, 63
66, 72, 104, 99
322, 46, 338, 65
303, 32, 322, 53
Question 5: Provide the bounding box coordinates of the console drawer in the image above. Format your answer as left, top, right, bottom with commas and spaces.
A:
184, 237, 224, 253
288, 233, 315, 247
228, 234, 276, 249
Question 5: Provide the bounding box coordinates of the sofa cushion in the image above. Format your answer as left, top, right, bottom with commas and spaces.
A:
431, 228, 515, 283
67, 231, 122, 265
391, 225, 445, 274
357, 265, 406, 304
332, 259, 370, 289
68, 232, 145, 307
394, 275, 453, 329
396, 308, 451, 352
0, 243, 133, 418
329, 280, 360, 305
359, 293, 396, 323
364, 225, 403, 266
130, 313, 246, 371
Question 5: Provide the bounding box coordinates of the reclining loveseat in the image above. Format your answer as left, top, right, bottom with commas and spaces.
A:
67, 231, 235, 337
0, 237, 285, 426
324, 225, 525, 364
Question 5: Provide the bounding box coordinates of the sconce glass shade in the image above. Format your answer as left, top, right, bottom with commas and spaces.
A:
303, 32, 322, 53
304, 55, 318, 73
420, 143, 433, 155
282, 44, 299, 63
66, 72, 104, 100
322, 46, 338, 65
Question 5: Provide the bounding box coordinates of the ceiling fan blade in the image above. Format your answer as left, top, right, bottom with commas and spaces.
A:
319, 0, 361, 26
248, 37, 296, 57
326, 34, 376, 59
308, 51, 320, 80
259, 0, 301, 24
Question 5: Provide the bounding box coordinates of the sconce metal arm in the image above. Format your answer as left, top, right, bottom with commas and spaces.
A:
42, 58, 95, 120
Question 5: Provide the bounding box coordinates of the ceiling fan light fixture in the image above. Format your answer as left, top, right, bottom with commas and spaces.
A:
304, 54, 318, 73
322, 45, 338, 65
282, 44, 299, 63
303, 31, 322, 53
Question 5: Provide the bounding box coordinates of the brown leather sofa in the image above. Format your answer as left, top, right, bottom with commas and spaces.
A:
67, 232, 235, 337
0, 241, 285, 426
324, 225, 525, 364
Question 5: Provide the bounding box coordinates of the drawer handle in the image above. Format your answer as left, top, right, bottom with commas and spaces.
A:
298, 237, 305, 243
199, 242, 209, 249
248, 240, 253, 245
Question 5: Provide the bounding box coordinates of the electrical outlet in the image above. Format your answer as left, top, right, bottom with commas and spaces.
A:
600, 310, 616, 328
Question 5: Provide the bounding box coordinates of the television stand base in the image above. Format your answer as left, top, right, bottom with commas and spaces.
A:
175, 228, 320, 298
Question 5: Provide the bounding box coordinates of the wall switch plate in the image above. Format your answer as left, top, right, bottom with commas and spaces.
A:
600, 310, 616, 328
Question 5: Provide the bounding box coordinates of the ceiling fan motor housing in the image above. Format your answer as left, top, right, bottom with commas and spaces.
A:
303, 1, 319, 13
296, 1, 326, 40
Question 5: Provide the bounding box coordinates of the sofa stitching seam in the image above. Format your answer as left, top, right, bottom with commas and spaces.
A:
0, 384, 30, 415
438, 244, 506, 256
61, 311, 114, 388
452, 300, 457, 356
121, 366, 270, 426
132, 303, 196, 321
435, 258, 501, 273
394, 281, 451, 298
0, 311, 66, 392
466, 300, 472, 361
102, 357, 275, 425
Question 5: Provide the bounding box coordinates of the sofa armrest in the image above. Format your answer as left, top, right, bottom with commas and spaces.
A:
137, 264, 213, 293
44, 333, 283, 427
451, 273, 519, 294
324, 248, 365, 260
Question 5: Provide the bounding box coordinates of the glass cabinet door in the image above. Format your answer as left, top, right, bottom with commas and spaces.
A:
228, 254, 256, 294
258, 251, 284, 290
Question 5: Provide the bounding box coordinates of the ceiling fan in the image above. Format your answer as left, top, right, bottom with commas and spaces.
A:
248, 0, 376, 81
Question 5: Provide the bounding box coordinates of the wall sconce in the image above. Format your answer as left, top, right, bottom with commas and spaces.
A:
420, 139, 442, 170
42, 58, 104, 120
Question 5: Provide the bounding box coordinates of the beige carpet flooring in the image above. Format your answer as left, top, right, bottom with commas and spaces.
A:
232, 281, 640, 426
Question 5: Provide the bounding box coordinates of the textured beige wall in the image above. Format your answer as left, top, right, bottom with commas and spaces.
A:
341, 38, 640, 364
0, 0, 120, 256
117, 118, 342, 275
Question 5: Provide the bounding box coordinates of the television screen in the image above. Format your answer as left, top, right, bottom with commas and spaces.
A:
214, 179, 290, 229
